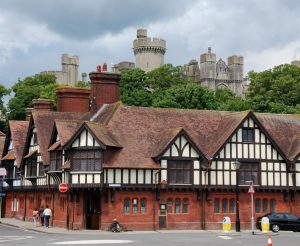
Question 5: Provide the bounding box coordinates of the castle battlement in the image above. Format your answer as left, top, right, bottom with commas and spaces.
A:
133, 37, 166, 50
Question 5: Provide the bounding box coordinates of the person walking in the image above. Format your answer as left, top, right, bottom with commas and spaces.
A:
43, 205, 52, 228
33, 208, 39, 227
39, 206, 45, 226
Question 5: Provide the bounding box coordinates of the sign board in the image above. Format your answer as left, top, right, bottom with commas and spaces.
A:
0, 168, 7, 176
58, 183, 69, 193
248, 184, 255, 194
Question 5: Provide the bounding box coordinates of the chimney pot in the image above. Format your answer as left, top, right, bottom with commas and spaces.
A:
32, 99, 53, 111
96, 65, 101, 72
25, 108, 33, 121
103, 63, 107, 72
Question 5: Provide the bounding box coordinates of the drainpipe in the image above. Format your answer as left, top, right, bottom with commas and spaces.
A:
153, 170, 160, 231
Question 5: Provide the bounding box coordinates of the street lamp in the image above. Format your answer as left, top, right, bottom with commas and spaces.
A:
232, 159, 241, 232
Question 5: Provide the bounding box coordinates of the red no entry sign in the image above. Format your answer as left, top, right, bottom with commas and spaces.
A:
59, 183, 69, 193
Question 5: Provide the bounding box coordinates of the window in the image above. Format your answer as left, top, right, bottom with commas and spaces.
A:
12, 198, 19, 212
270, 199, 276, 212
214, 198, 220, 213
4, 161, 15, 179
124, 198, 130, 213
263, 199, 268, 213
140, 198, 146, 214
229, 198, 235, 213
175, 198, 181, 214
26, 158, 37, 177
222, 199, 228, 213
168, 160, 192, 184
72, 150, 102, 171
132, 198, 138, 214
242, 128, 254, 142
50, 151, 62, 171
286, 213, 298, 220
255, 198, 261, 213
238, 163, 259, 185
183, 198, 189, 213
167, 198, 173, 213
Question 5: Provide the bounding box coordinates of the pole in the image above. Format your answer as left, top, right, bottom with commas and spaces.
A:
251, 190, 254, 235
235, 174, 240, 232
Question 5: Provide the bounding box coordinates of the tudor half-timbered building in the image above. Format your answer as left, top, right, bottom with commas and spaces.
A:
1, 70, 300, 231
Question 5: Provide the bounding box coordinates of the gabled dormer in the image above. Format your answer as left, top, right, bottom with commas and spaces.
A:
153, 128, 206, 186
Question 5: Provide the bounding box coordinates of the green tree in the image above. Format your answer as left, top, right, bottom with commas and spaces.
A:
215, 88, 250, 111
247, 64, 300, 113
7, 74, 57, 120
75, 81, 91, 88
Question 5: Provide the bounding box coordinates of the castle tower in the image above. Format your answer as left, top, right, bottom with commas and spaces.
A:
291, 60, 300, 68
227, 55, 244, 96
133, 29, 166, 72
61, 54, 79, 85
199, 47, 216, 89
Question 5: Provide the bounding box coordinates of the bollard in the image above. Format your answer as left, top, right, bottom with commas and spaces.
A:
261, 217, 270, 233
222, 217, 231, 233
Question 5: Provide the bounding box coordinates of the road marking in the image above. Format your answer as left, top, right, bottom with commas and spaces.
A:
0, 236, 34, 243
218, 235, 232, 240
51, 240, 133, 245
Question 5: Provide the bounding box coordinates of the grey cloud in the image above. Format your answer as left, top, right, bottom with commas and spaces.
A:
0, 0, 193, 40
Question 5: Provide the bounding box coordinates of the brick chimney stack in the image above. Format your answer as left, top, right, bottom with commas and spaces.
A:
89, 68, 121, 111
32, 99, 53, 111
56, 87, 91, 112
25, 108, 33, 121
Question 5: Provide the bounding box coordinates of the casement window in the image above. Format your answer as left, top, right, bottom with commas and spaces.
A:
255, 198, 276, 213
263, 199, 268, 213
26, 158, 37, 177
50, 151, 62, 171
167, 198, 189, 214
168, 160, 192, 184
12, 198, 19, 212
238, 163, 259, 185
167, 198, 173, 213
255, 198, 261, 213
124, 198, 130, 213
175, 198, 181, 214
72, 150, 102, 171
214, 198, 235, 214
229, 198, 235, 213
242, 128, 254, 143
132, 198, 138, 214
140, 198, 147, 214
222, 199, 228, 213
123, 197, 147, 214
214, 198, 220, 213
182, 198, 189, 213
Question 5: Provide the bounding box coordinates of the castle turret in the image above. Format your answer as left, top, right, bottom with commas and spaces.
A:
133, 29, 166, 72
61, 54, 79, 85
200, 47, 216, 80
227, 55, 243, 81
291, 60, 300, 68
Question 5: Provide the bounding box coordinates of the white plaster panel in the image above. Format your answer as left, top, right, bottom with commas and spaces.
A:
249, 118, 254, 127
231, 134, 237, 142
194, 160, 200, 169
182, 144, 190, 157
163, 149, 170, 157
175, 137, 180, 149
274, 163, 280, 171
123, 169, 129, 184
237, 129, 242, 142
72, 139, 79, 147
272, 149, 277, 160
224, 171, 230, 185
194, 171, 200, 185
86, 174, 93, 184
268, 163, 273, 171
87, 131, 94, 146
153, 170, 159, 184
295, 163, 300, 172
274, 173, 280, 186
201, 172, 206, 185
79, 174, 86, 184
288, 173, 293, 186
261, 162, 266, 170
171, 144, 179, 157
211, 161, 216, 169
255, 129, 260, 143
95, 141, 100, 147
138, 170, 144, 184
130, 170, 137, 184
261, 172, 267, 186
217, 161, 223, 170
115, 169, 121, 183
268, 172, 273, 186
243, 144, 248, 158
231, 144, 237, 158
266, 145, 272, 159
191, 148, 199, 157
243, 120, 248, 127
281, 173, 287, 186
219, 149, 224, 158
145, 170, 152, 184
249, 144, 254, 158
224, 161, 230, 170
181, 136, 187, 149
94, 174, 101, 183
255, 144, 260, 159
161, 160, 167, 168
210, 171, 216, 185
217, 171, 223, 185
107, 169, 114, 183
237, 144, 243, 158
231, 171, 236, 185
104, 170, 107, 183
80, 131, 86, 146
161, 170, 167, 182
296, 173, 300, 186
281, 164, 286, 171
261, 145, 266, 159
261, 134, 265, 143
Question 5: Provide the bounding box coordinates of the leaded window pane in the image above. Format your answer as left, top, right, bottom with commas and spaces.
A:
263, 199, 268, 213
270, 199, 276, 212
255, 198, 261, 213
175, 198, 181, 214
140, 198, 146, 214
183, 198, 188, 213
214, 198, 220, 213
167, 198, 173, 213
229, 198, 235, 213
124, 198, 130, 213
132, 198, 138, 214
222, 198, 228, 213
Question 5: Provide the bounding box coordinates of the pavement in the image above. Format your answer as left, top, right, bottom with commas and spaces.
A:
0, 218, 271, 236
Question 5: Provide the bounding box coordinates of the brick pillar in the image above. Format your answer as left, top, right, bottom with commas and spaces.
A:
32, 99, 53, 111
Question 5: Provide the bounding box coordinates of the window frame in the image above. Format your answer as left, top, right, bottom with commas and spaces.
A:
168, 160, 193, 184
242, 128, 254, 143
238, 162, 259, 185
124, 198, 130, 214
71, 149, 102, 171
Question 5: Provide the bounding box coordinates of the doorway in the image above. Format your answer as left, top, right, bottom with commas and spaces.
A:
85, 191, 101, 229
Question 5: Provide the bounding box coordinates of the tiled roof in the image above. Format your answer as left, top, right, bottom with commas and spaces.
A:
9, 121, 29, 168
32, 111, 85, 166
256, 113, 300, 161
1, 150, 15, 161
54, 120, 83, 147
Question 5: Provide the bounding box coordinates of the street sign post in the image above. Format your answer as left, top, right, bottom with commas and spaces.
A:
248, 183, 255, 234
58, 183, 69, 193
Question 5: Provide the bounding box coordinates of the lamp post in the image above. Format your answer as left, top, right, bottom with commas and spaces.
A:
232, 159, 241, 232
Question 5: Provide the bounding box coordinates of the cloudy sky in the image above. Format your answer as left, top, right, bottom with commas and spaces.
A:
1, 0, 300, 88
